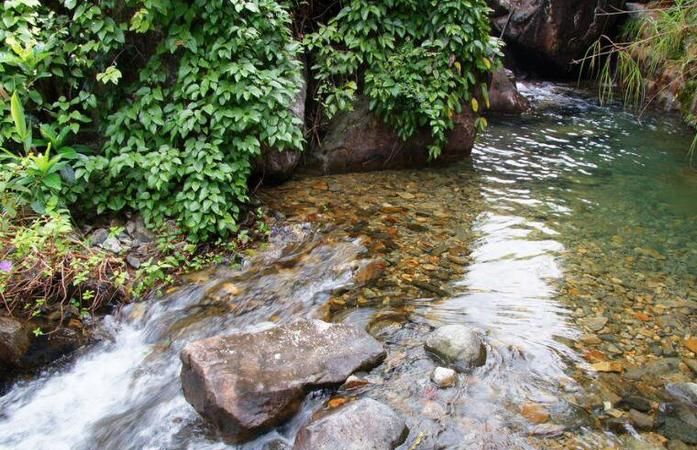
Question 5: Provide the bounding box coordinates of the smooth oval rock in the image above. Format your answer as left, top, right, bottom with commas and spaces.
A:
293, 398, 407, 450
424, 324, 486, 372
180, 319, 386, 443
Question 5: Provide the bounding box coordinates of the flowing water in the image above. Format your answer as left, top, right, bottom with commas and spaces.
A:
1, 84, 696, 450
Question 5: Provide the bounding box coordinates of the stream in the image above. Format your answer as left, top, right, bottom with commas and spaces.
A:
0, 84, 695, 450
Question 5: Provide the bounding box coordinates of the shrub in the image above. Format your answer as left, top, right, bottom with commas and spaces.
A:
305, 0, 501, 158
79, 0, 305, 241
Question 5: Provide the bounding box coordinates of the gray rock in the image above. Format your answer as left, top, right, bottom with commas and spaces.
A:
0, 316, 31, 368
293, 398, 407, 450
618, 395, 653, 413
487, 0, 625, 71
581, 316, 608, 332
101, 236, 123, 254
126, 216, 154, 243
180, 320, 386, 443
658, 403, 697, 444
625, 358, 681, 380
666, 383, 697, 407
89, 228, 109, 247
629, 409, 655, 430
126, 255, 141, 269
424, 325, 486, 372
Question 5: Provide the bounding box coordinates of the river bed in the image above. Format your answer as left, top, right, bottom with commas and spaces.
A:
0, 84, 695, 449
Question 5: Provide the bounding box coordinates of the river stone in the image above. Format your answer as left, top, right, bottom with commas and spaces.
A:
431, 366, 457, 388
293, 398, 407, 450
658, 403, 697, 444
666, 383, 697, 407
424, 325, 486, 372
0, 316, 31, 368
581, 316, 608, 332
180, 320, 386, 442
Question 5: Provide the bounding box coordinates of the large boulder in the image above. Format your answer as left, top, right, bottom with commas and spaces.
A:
311, 97, 475, 174
0, 316, 31, 369
293, 398, 408, 450
487, 69, 530, 114
424, 324, 487, 372
488, 0, 625, 72
180, 320, 386, 443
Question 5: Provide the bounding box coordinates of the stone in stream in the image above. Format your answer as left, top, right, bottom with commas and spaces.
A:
657, 383, 697, 444
431, 366, 457, 388
424, 325, 486, 372
0, 316, 31, 369
487, 69, 530, 115
293, 398, 408, 450
180, 319, 386, 443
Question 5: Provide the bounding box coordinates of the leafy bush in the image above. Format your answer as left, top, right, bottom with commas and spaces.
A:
80, 0, 304, 241
306, 0, 500, 158
1, 0, 497, 242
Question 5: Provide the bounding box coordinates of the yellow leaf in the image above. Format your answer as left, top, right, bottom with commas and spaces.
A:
453, 61, 461, 74
470, 98, 479, 112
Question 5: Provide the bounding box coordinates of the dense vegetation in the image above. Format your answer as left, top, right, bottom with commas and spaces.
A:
583, 0, 696, 154
0, 0, 498, 319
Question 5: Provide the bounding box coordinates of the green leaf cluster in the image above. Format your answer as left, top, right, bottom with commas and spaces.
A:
305, 0, 501, 158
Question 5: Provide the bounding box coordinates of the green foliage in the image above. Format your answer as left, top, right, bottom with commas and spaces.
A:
1, 0, 498, 242
0, 94, 83, 216
581, 0, 697, 159
80, 0, 305, 241
306, 0, 500, 158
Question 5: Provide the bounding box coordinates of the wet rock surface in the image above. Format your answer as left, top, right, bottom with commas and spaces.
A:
488, 69, 530, 114
424, 324, 486, 371
293, 398, 407, 450
310, 97, 475, 174
488, 0, 624, 71
180, 319, 385, 442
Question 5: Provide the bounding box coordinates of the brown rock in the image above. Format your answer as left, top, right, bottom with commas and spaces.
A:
487, 0, 625, 72
521, 403, 550, 424
312, 97, 475, 174
487, 69, 530, 114
180, 320, 386, 442
355, 259, 387, 286
592, 361, 624, 373
684, 337, 697, 354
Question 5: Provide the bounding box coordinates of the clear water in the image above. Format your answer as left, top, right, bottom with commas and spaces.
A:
0, 84, 695, 449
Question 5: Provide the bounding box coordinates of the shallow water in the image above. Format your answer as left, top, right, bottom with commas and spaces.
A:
1, 84, 695, 449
